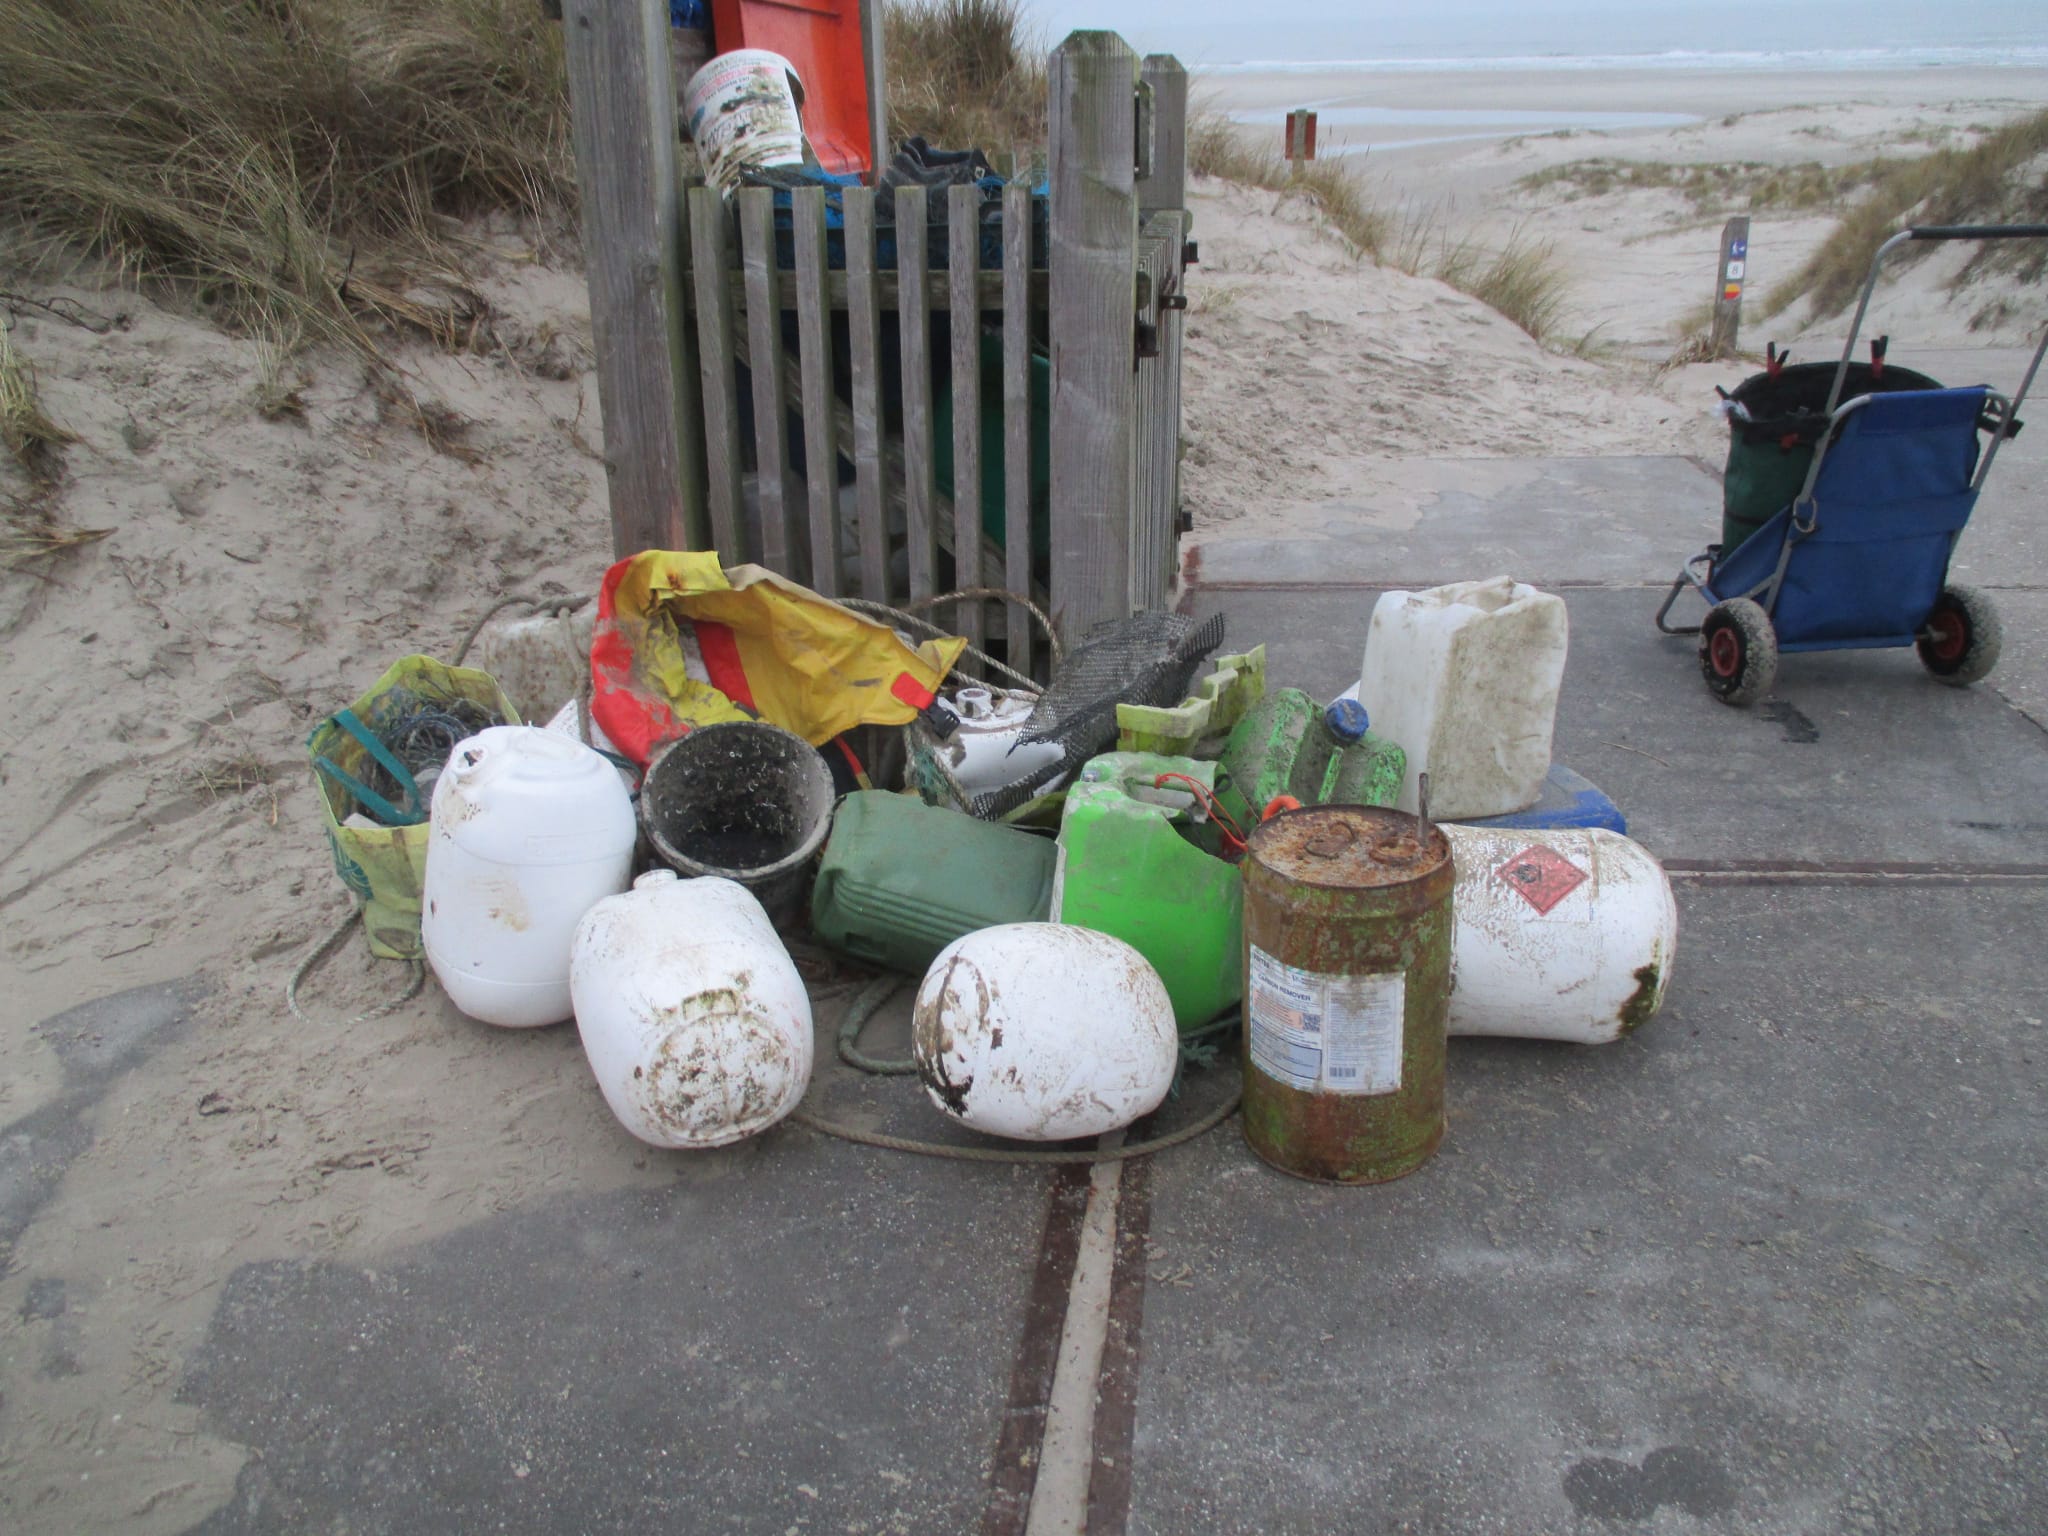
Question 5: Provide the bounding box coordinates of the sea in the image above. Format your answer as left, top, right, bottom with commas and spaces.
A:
1035, 0, 2048, 153
1068, 0, 2048, 75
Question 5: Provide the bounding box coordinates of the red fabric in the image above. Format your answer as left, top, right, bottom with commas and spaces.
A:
889, 673, 935, 710
590, 557, 673, 766
695, 622, 754, 711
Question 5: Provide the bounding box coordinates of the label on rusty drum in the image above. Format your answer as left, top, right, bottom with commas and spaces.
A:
1247, 945, 1405, 1096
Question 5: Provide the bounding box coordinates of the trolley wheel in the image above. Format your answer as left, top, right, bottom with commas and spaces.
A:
1917, 584, 2002, 686
1699, 598, 1777, 706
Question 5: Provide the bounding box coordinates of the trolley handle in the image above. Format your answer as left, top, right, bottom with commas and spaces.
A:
1904, 224, 2048, 243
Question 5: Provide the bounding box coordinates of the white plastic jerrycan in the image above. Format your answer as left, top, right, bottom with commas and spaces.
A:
570, 871, 813, 1149
421, 725, 636, 1028
1359, 576, 1568, 819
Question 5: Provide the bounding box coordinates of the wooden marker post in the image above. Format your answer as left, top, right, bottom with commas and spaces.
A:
1285, 109, 1318, 177
1709, 215, 1750, 359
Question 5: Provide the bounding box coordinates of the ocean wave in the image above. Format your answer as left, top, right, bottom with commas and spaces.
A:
1201, 46, 2048, 75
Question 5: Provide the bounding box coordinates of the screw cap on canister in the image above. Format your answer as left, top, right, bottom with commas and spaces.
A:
1323, 697, 1370, 743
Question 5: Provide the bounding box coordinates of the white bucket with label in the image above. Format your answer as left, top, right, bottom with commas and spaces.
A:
571, 871, 813, 1148
683, 49, 809, 196
941, 687, 1067, 799
913, 924, 1178, 1141
422, 726, 637, 1028
1441, 823, 1677, 1044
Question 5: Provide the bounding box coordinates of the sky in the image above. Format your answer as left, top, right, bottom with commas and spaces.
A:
1024, 0, 2046, 67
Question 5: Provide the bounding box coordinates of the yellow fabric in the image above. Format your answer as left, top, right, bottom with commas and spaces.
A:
604, 552, 967, 747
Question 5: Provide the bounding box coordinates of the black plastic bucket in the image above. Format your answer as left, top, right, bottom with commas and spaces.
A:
641, 720, 836, 927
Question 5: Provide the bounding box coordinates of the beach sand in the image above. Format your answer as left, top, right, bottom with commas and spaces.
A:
1, 64, 2043, 1532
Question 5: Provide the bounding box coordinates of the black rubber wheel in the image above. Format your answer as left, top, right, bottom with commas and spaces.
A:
1917, 583, 2001, 686
1699, 598, 1777, 706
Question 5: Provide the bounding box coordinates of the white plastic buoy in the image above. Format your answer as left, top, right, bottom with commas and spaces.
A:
1359, 576, 1569, 818
421, 726, 635, 1028
1440, 824, 1677, 1044
913, 924, 1178, 1140
570, 872, 813, 1148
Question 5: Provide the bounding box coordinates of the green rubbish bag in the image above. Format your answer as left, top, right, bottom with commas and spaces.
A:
306, 655, 520, 960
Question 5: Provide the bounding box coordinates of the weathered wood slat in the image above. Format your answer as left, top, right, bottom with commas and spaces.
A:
791, 186, 842, 598
948, 184, 985, 648
1139, 56, 1188, 216
1048, 32, 1140, 644
844, 187, 891, 604
896, 186, 936, 600
688, 184, 745, 560
1002, 181, 1035, 675
739, 189, 798, 578
561, 0, 705, 555
684, 267, 1045, 312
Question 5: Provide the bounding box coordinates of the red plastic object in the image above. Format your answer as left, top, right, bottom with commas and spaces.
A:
710, 0, 874, 175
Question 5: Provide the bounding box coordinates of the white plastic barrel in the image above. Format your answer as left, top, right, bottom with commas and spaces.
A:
1440, 824, 1677, 1044
683, 50, 810, 197
570, 871, 813, 1148
1360, 576, 1569, 818
913, 924, 1178, 1140
421, 726, 636, 1028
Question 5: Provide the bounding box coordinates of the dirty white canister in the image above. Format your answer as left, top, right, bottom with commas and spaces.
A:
913, 924, 1178, 1140
1359, 576, 1569, 818
421, 726, 636, 1028
570, 871, 813, 1148
1440, 824, 1677, 1044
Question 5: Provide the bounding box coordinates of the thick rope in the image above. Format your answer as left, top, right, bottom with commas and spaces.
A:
451, 592, 590, 669
286, 908, 426, 1027
788, 1083, 1240, 1165
837, 972, 917, 1073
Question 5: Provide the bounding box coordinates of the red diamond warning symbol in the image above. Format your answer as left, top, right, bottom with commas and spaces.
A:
1496, 845, 1588, 916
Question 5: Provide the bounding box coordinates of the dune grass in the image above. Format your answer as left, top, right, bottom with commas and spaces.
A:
1188, 114, 1574, 344
1761, 106, 2048, 322
1188, 114, 1393, 258
884, 0, 1047, 171
0, 324, 74, 488
0, 0, 573, 360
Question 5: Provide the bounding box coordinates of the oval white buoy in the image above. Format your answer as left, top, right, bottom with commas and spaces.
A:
570, 871, 813, 1148
912, 924, 1178, 1141
1440, 824, 1678, 1044
422, 726, 636, 1028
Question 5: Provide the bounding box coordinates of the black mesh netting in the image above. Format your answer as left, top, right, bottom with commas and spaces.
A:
969, 611, 1226, 819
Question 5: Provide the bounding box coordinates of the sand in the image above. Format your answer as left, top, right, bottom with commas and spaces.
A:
1, 67, 2044, 1532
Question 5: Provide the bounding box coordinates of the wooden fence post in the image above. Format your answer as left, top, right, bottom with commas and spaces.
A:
1048, 31, 1140, 645
561, 0, 707, 556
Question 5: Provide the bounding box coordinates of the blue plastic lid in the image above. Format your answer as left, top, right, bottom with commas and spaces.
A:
1324, 698, 1370, 743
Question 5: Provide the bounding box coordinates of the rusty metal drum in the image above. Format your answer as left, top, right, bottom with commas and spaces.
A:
1241, 805, 1454, 1184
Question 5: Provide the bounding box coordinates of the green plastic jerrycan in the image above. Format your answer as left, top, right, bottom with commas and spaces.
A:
1052, 753, 1243, 1035
811, 790, 1059, 976
1216, 689, 1405, 830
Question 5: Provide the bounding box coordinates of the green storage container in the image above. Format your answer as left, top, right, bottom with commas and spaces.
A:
1216, 690, 1405, 831
811, 790, 1058, 976
1053, 753, 1243, 1034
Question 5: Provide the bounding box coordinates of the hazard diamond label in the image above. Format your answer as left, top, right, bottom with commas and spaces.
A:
1496, 845, 1588, 916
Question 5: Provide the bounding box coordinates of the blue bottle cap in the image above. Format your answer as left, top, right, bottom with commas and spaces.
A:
1324, 697, 1370, 743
